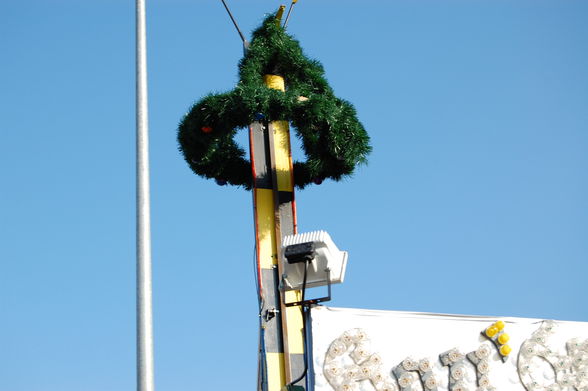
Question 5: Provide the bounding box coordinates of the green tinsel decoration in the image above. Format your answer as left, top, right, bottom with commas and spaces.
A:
178, 13, 371, 189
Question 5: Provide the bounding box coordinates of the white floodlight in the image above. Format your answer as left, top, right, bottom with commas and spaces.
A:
281, 230, 348, 291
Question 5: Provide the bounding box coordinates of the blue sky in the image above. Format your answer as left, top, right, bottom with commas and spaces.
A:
1, 1, 587, 390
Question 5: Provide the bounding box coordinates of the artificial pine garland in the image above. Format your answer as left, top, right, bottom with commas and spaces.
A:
178, 13, 371, 189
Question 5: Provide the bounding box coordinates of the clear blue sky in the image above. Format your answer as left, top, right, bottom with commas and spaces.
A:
1, 1, 587, 390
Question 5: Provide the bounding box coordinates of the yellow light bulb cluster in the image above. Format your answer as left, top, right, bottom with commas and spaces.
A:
483, 320, 511, 361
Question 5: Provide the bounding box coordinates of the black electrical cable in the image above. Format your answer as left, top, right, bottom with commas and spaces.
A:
253, 245, 264, 310
259, 326, 268, 391
288, 306, 310, 389
253, 245, 268, 391
285, 261, 311, 389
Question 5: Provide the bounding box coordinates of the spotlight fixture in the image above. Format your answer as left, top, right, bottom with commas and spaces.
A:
281, 230, 348, 291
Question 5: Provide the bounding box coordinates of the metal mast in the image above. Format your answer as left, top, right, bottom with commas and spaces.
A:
136, 0, 155, 390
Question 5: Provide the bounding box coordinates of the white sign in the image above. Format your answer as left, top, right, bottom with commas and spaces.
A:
310, 306, 588, 391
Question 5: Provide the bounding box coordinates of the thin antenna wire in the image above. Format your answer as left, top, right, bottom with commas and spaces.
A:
283, 0, 298, 29
220, 0, 249, 50
136, 0, 155, 391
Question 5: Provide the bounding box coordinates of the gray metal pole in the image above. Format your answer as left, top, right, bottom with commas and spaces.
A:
136, 0, 155, 391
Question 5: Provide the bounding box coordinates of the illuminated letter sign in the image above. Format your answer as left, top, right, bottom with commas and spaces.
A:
311, 307, 588, 391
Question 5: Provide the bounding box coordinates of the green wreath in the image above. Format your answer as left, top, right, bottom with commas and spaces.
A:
178, 13, 371, 189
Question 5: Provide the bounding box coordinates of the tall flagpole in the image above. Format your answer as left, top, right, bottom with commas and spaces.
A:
136, 0, 155, 391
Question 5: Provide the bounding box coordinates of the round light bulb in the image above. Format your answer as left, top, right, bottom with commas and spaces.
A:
486, 326, 499, 338
424, 376, 438, 390
533, 334, 546, 345
494, 320, 505, 331
402, 358, 418, 371
337, 381, 358, 391
478, 375, 491, 388
542, 320, 556, 333
398, 373, 414, 387
452, 381, 467, 391
499, 344, 512, 356
448, 349, 463, 363
328, 339, 347, 358
476, 345, 491, 359
355, 329, 368, 342
498, 333, 510, 345
370, 370, 386, 384
351, 342, 371, 363
369, 354, 382, 366
419, 359, 432, 372
341, 331, 354, 346
324, 363, 342, 379
451, 366, 466, 380
478, 360, 489, 374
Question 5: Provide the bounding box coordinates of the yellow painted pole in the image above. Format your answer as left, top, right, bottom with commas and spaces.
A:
252, 73, 305, 391
263, 74, 305, 388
